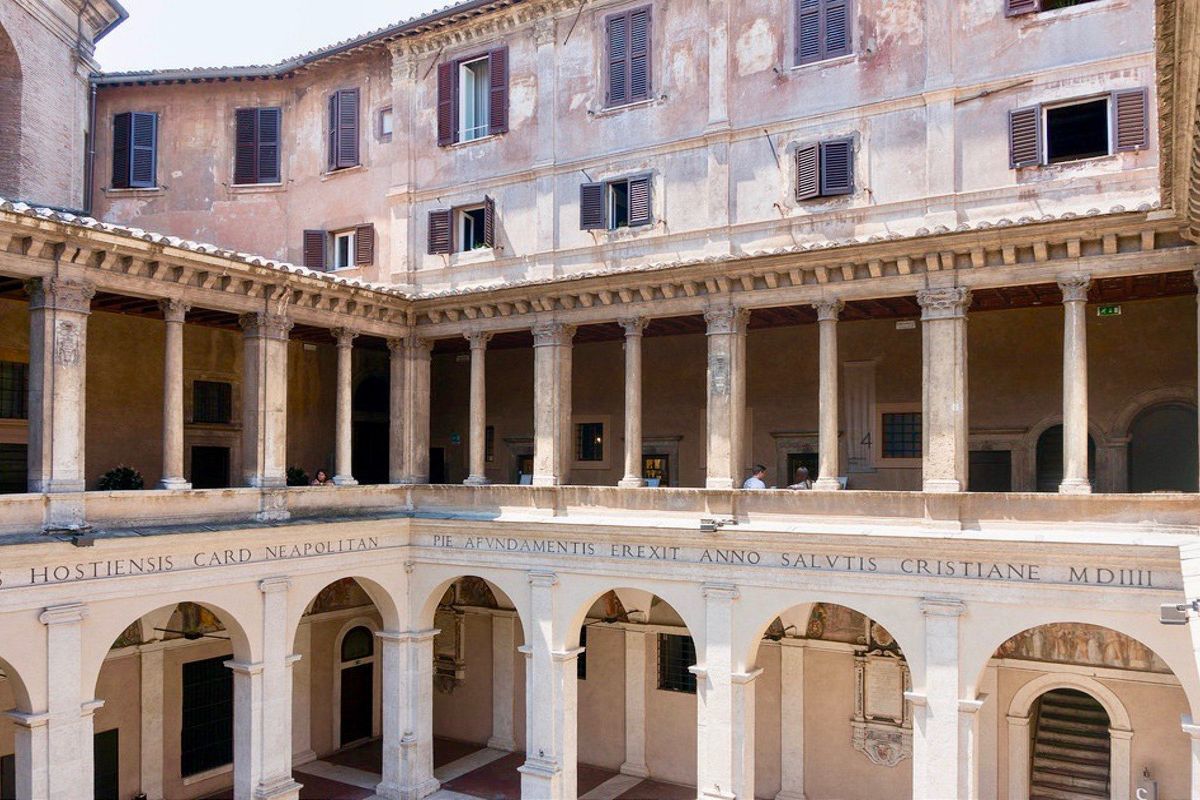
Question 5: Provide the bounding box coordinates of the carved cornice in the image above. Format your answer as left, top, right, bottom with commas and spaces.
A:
703, 305, 749, 335
398, 0, 576, 56
531, 321, 575, 346
814, 299, 844, 322
1056, 273, 1092, 303
239, 312, 293, 340
916, 287, 971, 321
27, 277, 96, 314
332, 327, 359, 348
158, 297, 191, 323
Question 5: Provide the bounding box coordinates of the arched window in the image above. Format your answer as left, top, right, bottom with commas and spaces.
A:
1128, 403, 1198, 492
1035, 425, 1095, 492
340, 625, 374, 662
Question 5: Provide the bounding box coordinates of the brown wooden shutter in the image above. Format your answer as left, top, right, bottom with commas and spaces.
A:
112, 112, 132, 188
354, 223, 375, 265
428, 209, 452, 254
1112, 88, 1148, 152
327, 93, 339, 170
303, 230, 327, 270
795, 143, 820, 201
258, 108, 281, 183
795, 0, 820, 64
1008, 105, 1042, 168
488, 48, 509, 135
483, 196, 496, 248
437, 61, 457, 146
627, 176, 652, 226
824, 0, 851, 58
1005, 0, 1040, 16
820, 138, 853, 196
606, 13, 629, 106
580, 183, 606, 229
234, 108, 257, 184
334, 89, 359, 169
629, 7, 651, 102
130, 112, 157, 188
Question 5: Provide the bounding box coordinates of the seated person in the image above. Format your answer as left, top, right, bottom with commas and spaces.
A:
311, 469, 332, 486
788, 466, 813, 490
742, 464, 768, 489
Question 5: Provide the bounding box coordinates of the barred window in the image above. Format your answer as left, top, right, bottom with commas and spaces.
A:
193, 381, 232, 424
576, 422, 604, 462
882, 412, 922, 459
0, 361, 28, 419
657, 633, 696, 693
180, 656, 234, 777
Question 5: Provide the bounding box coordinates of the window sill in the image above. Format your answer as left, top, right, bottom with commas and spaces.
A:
104, 187, 164, 198
229, 182, 285, 194
449, 133, 499, 150
590, 223, 657, 241
321, 164, 366, 181
182, 764, 232, 786
1015, 0, 1127, 27
789, 52, 859, 74
1016, 152, 1127, 177
590, 96, 664, 118
448, 248, 496, 266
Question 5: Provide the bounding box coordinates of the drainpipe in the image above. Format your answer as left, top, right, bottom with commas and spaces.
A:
84, 80, 97, 215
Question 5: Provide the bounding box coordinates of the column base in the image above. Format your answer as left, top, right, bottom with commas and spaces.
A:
812, 478, 841, 491
775, 791, 809, 800
253, 776, 303, 800
701, 789, 736, 800
332, 475, 359, 486
518, 758, 562, 798
1058, 478, 1092, 495
486, 736, 516, 751
372, 777, 441, 800
619, 762, 649, 778
922, 479, 963, 493
617, 476, 646, 488
157, 477, 192, 491
463, 475, 491, 486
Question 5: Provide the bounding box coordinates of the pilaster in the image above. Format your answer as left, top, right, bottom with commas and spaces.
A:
41, 602, 90, 800
813, 300, 843, 491
520, 571, 570, 799
910, 597, 967, 800
332, 328, 359, 486
487, 612, 517, 751
618, 317, 648, 487
239, 311, 292, 492
138, 639, 167, 800
255, 577, 302, 800
704, 306, 748, 489
917, 287, 971, 493
775, 640, 807, 800
620, 627, 649, 776
697, 583, 742, 800
388, 333, 432, 485
532, 323, 575, 486
1057, 273, 1092, 494
376, 629, 439, 800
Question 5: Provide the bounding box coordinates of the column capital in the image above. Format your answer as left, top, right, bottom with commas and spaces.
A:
551, 646, 585, 663
465, 330, 494, 350
916, 287, 971, 320
259, 576, 291, 594
1056, 272, 1092, 303
920, 596, 966, 617
331, 327, 359, 348
958, 695, 987, 714
532, 321, 575, 347
40, 601, 87, 625
158, 297, 191, 323
813, 299, 844, 322
703, 305, 749, 335
407, 332, 433, 357
528, 570, 558, 587
223, 659, 265, 676
702, 582, 739, 600
27, 277, 95, 313
731, 667, 764, 685
239, 311, 293, 340
618, 317, 649, 336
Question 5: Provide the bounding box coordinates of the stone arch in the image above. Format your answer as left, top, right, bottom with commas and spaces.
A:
559, 578, 705, 654
1008, 671, 1131, 730
1127, 401, 1198, 492
0, 20, 21, 198
1110, 385, 1197, 439
0, 654, 31, 714
286, 572, 401, 645
411, 566, 529, 642
1021, 414, 1110, 492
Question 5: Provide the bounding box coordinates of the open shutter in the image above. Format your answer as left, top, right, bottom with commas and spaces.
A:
335, 89, 359, 169
483, 196, 496, 248
796, 0, 821, 65
629, 7, 651, 102
627, 176, 652, 226
303, 230, 327, 270
258, 108, 281, 183
820, 138, 853, 196
327, 93, 339, 170
112, 112, 132, 189
437, 61, 457, 146
428, 209, 452, 255
129, 112, 157, 188
1008, 105, 1042, 168
1112, 88, 1148, 152
580, 183, 606, 230
354, 223, 375, 265
234, 109, 257, 185
1005, 0, 1040, 15
824, 0, 851, 58
794, 143, 820, 201
488, 48, 509, 135
606, 12, 629, 106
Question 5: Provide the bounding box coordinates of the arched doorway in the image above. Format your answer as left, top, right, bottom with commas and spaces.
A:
0, 22, 21, 198
1128, 403, 1198, 491
338, 625, 375, 746
1035, 425, 1096, 492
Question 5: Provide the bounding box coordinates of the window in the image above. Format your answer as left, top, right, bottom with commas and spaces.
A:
112, 111, 157, 189
334, 230, 356, 270
657, 633, 696, 693
379, 107, 394, 141
795, 138, 854, 200
302, 224, 375, 270
578, 626, 588, 680
437, 48, 508, 146
795, 0, 851, 65
881, 412, 922, 459
181, 656, 234, 777
459, 206, 488, 251
1009, 89, 1148, 168
233, 107, 281, 185
1005, 0, 1101, 15
0, 361, 27, 419
0, 443, 25, 494
327, 88, 360, 171
427, 197, 496, 254
580, 176, 652, 230
341, 626, 375, 662
576, 422, 604, 462
192, 381, 232, 424
605, 7, 652, 107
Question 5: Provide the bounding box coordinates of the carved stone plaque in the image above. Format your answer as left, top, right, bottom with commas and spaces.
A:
55, 320, 80, 366
864, 657, 904, 722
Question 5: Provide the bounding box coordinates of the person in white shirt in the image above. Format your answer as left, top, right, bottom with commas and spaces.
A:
742, 464, 768, 489
788, 466, 813, 490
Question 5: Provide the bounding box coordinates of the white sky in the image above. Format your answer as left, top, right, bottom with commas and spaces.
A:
95, 0, 449, 73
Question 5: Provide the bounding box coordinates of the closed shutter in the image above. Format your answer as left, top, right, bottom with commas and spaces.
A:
333, 89, 359, 169
258, 108, 281, 183
629, 7, 652, 102
354, 223, 375, 265
1112, 88, 1148, 152
627, 175, 652, 226
483, 196, 496, 248
129, 112, 157, 188
794, 143, 820, 201
428, 209, 452, 255
824, 0, 851, 58
112, 112, 132, 189
606, 13, 629, 106
1008, 105, 1042, 168
303, 230, 327, 270
488, 48, 509, 135
437, 61, 457, 146
234, 109, 258, 185
1005, 0, 1040, 15
797, 0, 850, 65
327, 92, 338, 170
819, 138, 853, 196
580, 183, 606, 230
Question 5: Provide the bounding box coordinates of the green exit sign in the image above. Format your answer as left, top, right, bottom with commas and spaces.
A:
1097, 305, 1121, 317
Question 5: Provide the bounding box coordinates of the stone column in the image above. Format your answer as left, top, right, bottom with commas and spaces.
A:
520, 571, 577, 799
532, 323, 575, 486
405, 335, 433, 484
464, 331, 492, 485
917, 287, 971, 493
4, 710, 49, 800
42, 602, 90, 800
27, 278, 94, 528
332, 328, 358, 486
813, 300, 843, 490
620, 628, 649, 777
776, 641, 806, 800
696, 583, 751, 800
618, 318, 648, 487
158, 298, 191, 489
240, 311, 292, 489
958, 696, 986, 800
139, 640, 167, 800
257, 578, 302, 799
376, 629, 439, 800
910, 597, 967, 800
387, 338, 407, 484
704, 307, 748, 489
1058, 273, 1092, 494
227, 660, 263, 799
487, 613, 517, 751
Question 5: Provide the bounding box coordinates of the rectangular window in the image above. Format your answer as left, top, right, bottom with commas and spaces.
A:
181, 655, 234, 777
795, 138, 854, 201
459, 57, 491, 142
429, 197, 495, 254
112, 111, 158, 189
1045, 98, 1110, 163
0, 361, 27, 419
333, 230, 356, 269
327, 88, 360, 171
881, 412, 922, 459
579, 176, 653, 230
605, 6, 652, 107
1009, 89, 1148, 168
379, 107, 394, 141
459, 206, 488, 251
576, 422, 604, 462
437, 48, 508, 146
657, 633, 696, 693
233, 107, 281, 185
795, 0, 851, 66
192, 381, 232, 424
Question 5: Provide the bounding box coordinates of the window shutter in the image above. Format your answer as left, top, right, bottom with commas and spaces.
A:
824, 0, 851, 58
794, 143, 820, 201
629, 7, 651, 102
1004, 0, 1040, 16
258, 108, 281, 183
234, 108, 258, 185
327, 93, 339, 170
437, 61, 457, 146
129, 112, 157, 188
796, 0, 821, 65
428, 209, 452, 255
1008, 105, 1042, 168
483, 195, 496, 248
335, 89, 359, 169
354, 223, 375, 265
1112, 88, 1148, 152
303, 230, 327, 270
112, 112, 132, 189
627, 176, 652, 226
488, 48, 509, 135
580, 183, 606, 230
606, 13, 629, 106
820, 138, 853, 196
